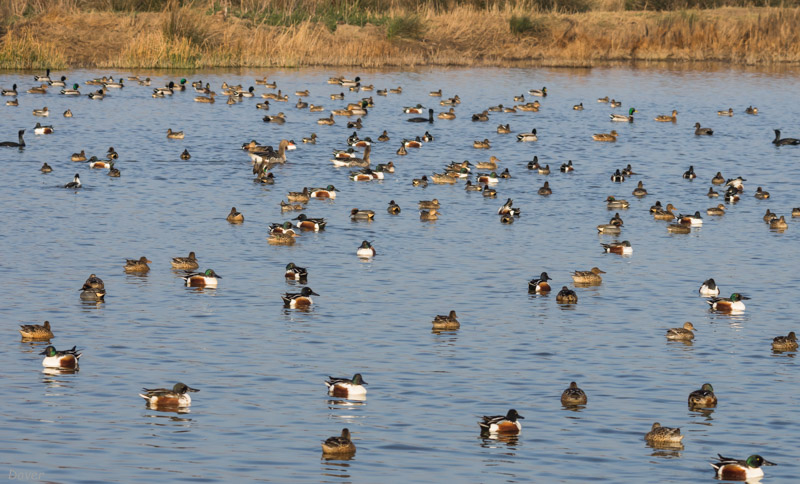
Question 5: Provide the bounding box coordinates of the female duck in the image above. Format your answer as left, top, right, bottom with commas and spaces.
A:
322, 428, 356, 457
711, 172, 725, 184
688, 383, 717, 407
706, 204, 725, 216
654, 110, 677, 122
561, 382, 587, 406
432, 310, 460, 330
772, 332, 798, 351
171, 252, 199, 270
666, 322, 696, 340
556, 286, 578, 303
226, 207, 244, 223
694, 123, 713, 135
593, 130, 618, 141
124, 256, 152, 273
387, 200, 401, 214
632, 181, 647, 197
645, 423, 684, 445
19, 320, 54, 340
572, 267, 604, 285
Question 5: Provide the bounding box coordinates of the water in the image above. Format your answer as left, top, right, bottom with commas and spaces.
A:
1, 65, 799, 483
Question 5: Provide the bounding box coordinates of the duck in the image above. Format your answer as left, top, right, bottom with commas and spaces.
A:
420, 208, 439, 221
708, 293, 748, 312
440, 94, 460, 105
431, 172, 456, 184
754, 187, 770, 199
0, 129, 25, 148
194, 92, 216, 103
597, 96, 609, 103
632, 181, 647, 197
108, 163, 120, 177
464, 181, 483, 192
180, 149, 191, 160
475, 156, 498, 170
725, 176, 746, 191
107, 147, 118, 159
772, 332, 798, 351
183, 269, 221, 287
226, 207, 244, 223
33, 122, 54, 135
124, 256, 152, 273
561, 382, 587, 406
87, 157, 111, 169
593, 130, 618, 141
40, 162, 52, 173
317, 113, 335, 125
27, 84, 49, 94
153, 81, 175, 96
610, 107, 636, 122
171, 252, 199, 270
694, 122, 713, 135
269, 222, 298, 239
725, 186, 740, 203
764, 210, 778, 224
602, 240, 632, 255
654, 109, 677, 122
262, 112, 286, 124
438, 107, 456, 119
350, 208, 375, 221
572, 102, 584, 111
476, 172, 499, 184
87, 88, 105, 100
1, 83, 17, 96
609, 99, 621, 108
356, 240, 376, 258
516, 128, 538, 142
706, 204, 725, 216
385, 200, 401, 214
325, 374, 367, 398
139, 383, 199, 408
255, 77, 275, 86
711, 455, 776, 480
322, 429, 356, 457
556, 286, 578, 303
471, 110, 489, 122
699, 278, 720, 296
792, 207, 800, 217
610, 169, 625, 183
422, 131, 434, 142
294, 99, 307, 109
707, 187, 719, 197
70, 150, 87, 162
769, 215, 788, 230
103, 78, 124, 89
281, 262, 308, 281
412, 175, 428, 187
64, 173, 81, 189
745, 106, 758, 114
678, 211, 703, 226
483, 187, 497, 198
389, 86, 403, 94
346, 118, 362, 129
473, 139, 491, 149
688, 383, 717, 407
33, 69, 51, 82
294, 213, 326, 231
682, 166, 696, 179
572, 267, 604, 285
40, 345, 81, 369
496, 198, 519, 215
478, 409, 524, 434
711, 172, 725, 185
667, 223, 691, 234
597, 221, 622, 234
529, 86, 547, 97
645, 423, 684, 445
339, 76, 360, 87
408, 108, 435, 124
537, 181, 552, 196
60, 82, 81, 95
528, 272, 552, 293
306, 185, 337, 199
32, 106, 49, 116
19, 320, 54, 340
605, 196, 629, 209
717, 107, 733, 116
166, 128, 184, 139
302, 133, 317, 144
432, 310, 460, 331
560, 160, 574, 172
666, 322, 696, 340
6, 98, 18, 106
528, 158, 550, 175
622, 164, 637, 176
282, 286, 319, 308
496, 124, 511, 134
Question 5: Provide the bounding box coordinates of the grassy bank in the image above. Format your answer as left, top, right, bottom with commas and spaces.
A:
1, 1, 799, 68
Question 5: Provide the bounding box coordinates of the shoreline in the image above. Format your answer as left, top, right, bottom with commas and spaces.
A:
2, 6, 799, 69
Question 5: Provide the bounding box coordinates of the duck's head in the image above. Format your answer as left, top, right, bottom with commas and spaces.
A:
40, 345, 57, 357
301, 287, 319, 297
204, 269, 220, 278
351, 373, 367, 385
746, 455, 776, 468
174, 382, 199, 393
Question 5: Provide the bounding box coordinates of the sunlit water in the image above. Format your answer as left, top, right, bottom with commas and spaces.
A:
1, 65, 799, 483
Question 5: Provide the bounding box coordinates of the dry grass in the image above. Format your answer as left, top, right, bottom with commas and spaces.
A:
1, 1, 800, 67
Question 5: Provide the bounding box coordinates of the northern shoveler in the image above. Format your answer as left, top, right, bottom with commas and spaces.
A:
310, 185, 338, 199
322, 428, 356, 457
707, 293, 748, 312
610, 169, 625, 183
282, 287, 318, 307
40, 345, 81, 369
294, 213, 327, 231
357, 240, 375, 258
699, 278, 720, 296
497, 198, 521, 216
772, 332, 798, 351
19, 320, 54, 340
572, 267, 604, 285
226, 207, 244, 223
688, 383, 717, 408
556, 286, 578, 303
645, 423, 684, 445
139, 382, 199, 407
560, 161, 575, 172
726, 176, 746, 191
269, 221, 298, 237
710, 454, 775, 480
33, 122, 54, 134
561, 382, 587, 406
694, 122, 713, 135
528, 272, 551, 293
64, 173, 81, 189
477, 172, 499, 184
432, 310, 460, 330
124, 256, 151, 273
610, 107, 636, 122
350, 208, 375, 221
171, 252, 198, 270
479, 409, 524, 434
325, 374, 367, 398
387, 200, 401, 214
667, 322, 696, 340
678, 211, 703, 226
605, 196, 629, 209
183, 269, 221, 287
654, 110, 678, 122
284, 262, 308, 281
602, 240, 632, 255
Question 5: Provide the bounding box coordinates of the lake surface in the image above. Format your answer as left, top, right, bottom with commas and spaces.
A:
1, 64, 799, 483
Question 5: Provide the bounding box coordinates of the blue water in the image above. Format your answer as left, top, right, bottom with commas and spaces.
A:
1, 65, 799, 482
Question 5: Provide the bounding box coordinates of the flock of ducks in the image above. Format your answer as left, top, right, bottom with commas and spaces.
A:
5, 68, 798, 473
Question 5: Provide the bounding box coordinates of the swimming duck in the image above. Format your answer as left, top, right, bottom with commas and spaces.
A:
440, 94, 460, 105
293, 214, 326, 231
103, 78, 124, 89
322, 428, 356, 457
706, 204, 725, 216
166, 128, 184, 139
678, 211, 703, 226
711, 172, 725, 185
88, 157, 111, 169
317, 114, 335, 125
325, 374, 367, 398
560, 160, 574, 172
384, 200, 401, 215
724, 186, 740, 203
561, 382, 587, 406
262, 112, 286, 124
688, 383, 717, 408
479, 409, 524, 434
602, 240, 633, 255
605, 196, 629, 209
269, 221, 298, 239
769, 215, 788, 230
412, 175, 428, 187
357, 240, 375, 258
572, 267, 604, 285
497, 124, 511, 134
516, 128, 538, 142
107, 147, 118, 159
529, 86, 547, 97
284, 188, 309, 204
19, 320, 54, 340
654, 109, 677, 122
282, 287, 319, 308
694, 122, 713, 135
745, 106, 758, 114
438, 107, 456, 119
431, 172, 456, 184
256, 77, 276, 86
226, 207, 244, 223
464, 181, 483, 192
432, 310, 460, 330
632, 181, 647, 197
597, 220, 622, 234
707, 187, 719, 197
483, 187, 497, 198
556, 286, 578, 303
310, 185, 338, 199
771, 331, 798, 351
792, 208, 800, 217
610, 107, 636, 122
183, 269, 221, 287
340, 76, 360, 87
347, 118, 363, 129
708, 293, 748, 312
40, 345, 81, 369
194, 92, 216, 103
124, 256, 152, 273
350, 208, 375, 221
33, 122, 54, 135
667, 223, 691, 234
666, 322, 696, 340
108, 163, 120, 177
138, 77, 151, 86
27, 84, 49, 94
593, 130, 618, 141
1, 83, 17, 96
171, 252, 199, 270
32, 106, 49, 117
6, 98, 18, 106
40, 162, 52, 173
699, 278, 720, 296
422, 131, 434, 142
528, 272, 552, 293
284, 262, 308, 281
87, 88, 105, 100
180, 149, 191, 160
60, 83, 80, 94
420, 208, 439, 221
610, 169, 625, 183
645, 423, 684, 445
573, 102, 584, 111
473, 139, 491, 149
153, 81, 175, 96
140, 383, 199, 408
754, 187, 770, 199
711, 455, 776, 480
537, 181, 552, 196
64, 173, 81, 189
717, 107, 733, 116
597, 96, 609, 103
610, 99, 622, 108
294, 99, 307, 109
725, 176, 746, 191
70, 150, 86, 162
389, 86, 403, 94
